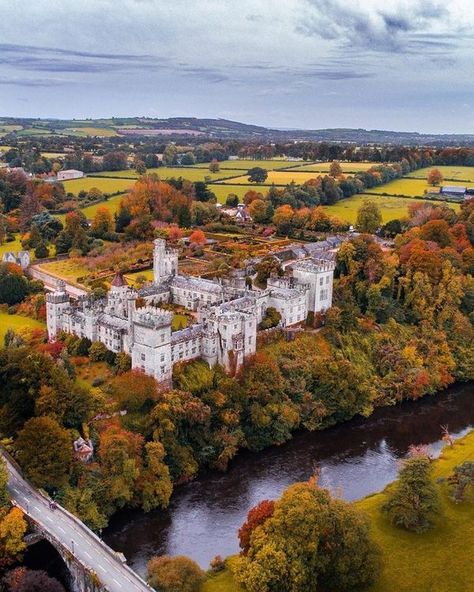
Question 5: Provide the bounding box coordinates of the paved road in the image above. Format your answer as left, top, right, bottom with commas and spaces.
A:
5, 457, 153, 592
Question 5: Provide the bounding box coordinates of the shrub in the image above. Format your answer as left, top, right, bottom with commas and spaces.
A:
89, 341, 108, 362
147, 555, 204, 592
447, 461, 474, 502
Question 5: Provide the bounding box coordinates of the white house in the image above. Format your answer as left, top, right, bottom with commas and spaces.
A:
57, 169, 84, 181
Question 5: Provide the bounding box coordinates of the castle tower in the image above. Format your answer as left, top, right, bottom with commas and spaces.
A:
153, 238, 178, 284
106, 272, 131, 318
291, 258, 336, 313
46, 280, 70, 340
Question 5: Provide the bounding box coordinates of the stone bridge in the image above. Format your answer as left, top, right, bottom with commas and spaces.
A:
4, 454, 153, 592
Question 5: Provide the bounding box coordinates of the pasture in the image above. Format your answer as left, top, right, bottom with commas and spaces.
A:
62, 177, 135, 196
368, 178, 469, 198
194, 159, 292, 170
0, 312, 45, 343
80, 193, 126, 219
210, 184, 269, 204
219, 170, 328, 186
96, 167, 231, 182
407, 166, 474, 183
291, 161, 383, 173
63, 126, 118, 137
324, 194, 449, 224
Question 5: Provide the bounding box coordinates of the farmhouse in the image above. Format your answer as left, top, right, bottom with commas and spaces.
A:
2, 250, 30, 269
47, 238, 336, 386
57, 169, 84, 181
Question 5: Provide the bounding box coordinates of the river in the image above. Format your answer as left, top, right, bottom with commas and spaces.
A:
103, 382, 474, 575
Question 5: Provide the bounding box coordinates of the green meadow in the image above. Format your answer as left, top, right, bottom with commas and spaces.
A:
95, 167, 231, 182
210, 184, 269, 204
407, 166, 474, 183
324, 194, 435, 223
80, 193, 126, 219
62, 177, 135, 196
194, 159, 293, 170
291, 161, 383, 173
202, 430, 474, 592
0, 312, 45, 343
368, 178, 469, 198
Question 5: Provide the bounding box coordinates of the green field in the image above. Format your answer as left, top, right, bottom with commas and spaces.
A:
407, 166, 474, 183
41, 152, 66, 159
80, 193, 126, 219
96, 167, 230, 182
0, 235, 24, 258
124, 269, 154, 286
0, 312, 45, 343
40, 259, 90, 285
219, 170, 326, 186
369, 178, 469, 198
324, 194, 435, 223
63, 126, 118, 137
62, 177, 135, 196
291, 161, 383, 173
194, 159, 293, 170
202, 430, 474, 592
210, 184, 269, 204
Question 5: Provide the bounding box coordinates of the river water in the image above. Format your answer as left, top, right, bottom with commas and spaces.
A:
103, 382, 474, 575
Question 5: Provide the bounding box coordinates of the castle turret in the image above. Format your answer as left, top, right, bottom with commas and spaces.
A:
153, 238, 178, 284
46, 280, 70, 340
291, 258, 336, 313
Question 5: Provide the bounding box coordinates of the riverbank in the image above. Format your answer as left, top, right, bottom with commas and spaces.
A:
203, 428, 474, 592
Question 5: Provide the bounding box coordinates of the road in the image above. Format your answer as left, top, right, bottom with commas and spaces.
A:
5, 456, 153, 592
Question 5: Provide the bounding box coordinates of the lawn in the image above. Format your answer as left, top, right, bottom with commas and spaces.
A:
80, 193, 126, 219
124, 269, 154, 287
369, 178, 469, 198
219, 170, 326, 186
63, 126, 118, 137
172, 313, 189, 331
194, 159, 293, 171
95, 167, 230, 183
62, 177, 135, 196
407, 166, 474, 183
291, 161, 383, 173
0, 312, 45, 343
40, 259, 90, 285
324, 194, 445, 224
201, 430, 474, 592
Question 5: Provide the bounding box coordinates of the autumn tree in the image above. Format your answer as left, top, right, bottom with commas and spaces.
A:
209, 159, 220, 173
238, 500, 275, 555
0, 459, 9, 509
356, 200, 382, 233
0, 507, 27, 567
91, 207, 114, 238
427, 168, 444, 186
236, 480, 381, 592
147, 555, 204, 592
383, 452, 441, 532
188, 229, 206, 247
139, 442, 173, 512
15, 417, 73, 490
109, 369, 160, 412
8, 569, 65, 592
254, 256, 282, 288
248, 199, 272, 224
329, 160, 343, 177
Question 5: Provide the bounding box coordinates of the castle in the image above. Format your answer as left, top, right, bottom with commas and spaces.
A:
47, 238, 335, 386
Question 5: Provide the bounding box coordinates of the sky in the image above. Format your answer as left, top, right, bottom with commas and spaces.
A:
0, 0, 473, 133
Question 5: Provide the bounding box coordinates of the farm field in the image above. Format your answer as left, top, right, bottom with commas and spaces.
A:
80, 193, 126, 219
291, 161, 383, 173
63, 126, 118, 137
324, 194, 433, 224
407, 166, 474, 183
0, 312, 45, 343
202, 430, 474, 592
210, 184, 269, 203
369, 178, 469, 198
62, 177, 135, 196
95, 167, 230, 182
219, 170, 332, 186
194, 159, 293, 170
41, 152, 66, 159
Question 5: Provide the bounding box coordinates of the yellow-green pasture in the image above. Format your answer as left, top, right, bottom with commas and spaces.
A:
0, 312, 45, 343
96, 167, 231, 183
290, 161, 383, 173
407, 166, 474, 183
39, 259, 90, 285
63, 126, 118, 137
369, 178, 469, 198
80, 194, 126, 220
124, 269, 154, 286
202, 430, 474, 592
219, 170, 328, 186
0, 235, 25, 258
210, 184, 270, 204
41, 152, 66, 159
62, 177, 135, 196
194, 159, 293, 170
324, 194, 455, 224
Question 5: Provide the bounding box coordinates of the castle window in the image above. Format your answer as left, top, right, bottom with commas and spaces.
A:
319, 277, 323, 285
141, 353, 145, 361
326, 276, 330, 284
160, 354, 165, 362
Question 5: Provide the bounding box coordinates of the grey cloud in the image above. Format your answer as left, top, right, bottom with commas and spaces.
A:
0, 76, 67, 87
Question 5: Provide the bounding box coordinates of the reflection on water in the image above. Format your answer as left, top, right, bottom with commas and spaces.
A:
103, 383, 474, 574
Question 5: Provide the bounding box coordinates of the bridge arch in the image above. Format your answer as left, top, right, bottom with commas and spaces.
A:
24, 537, 72, 591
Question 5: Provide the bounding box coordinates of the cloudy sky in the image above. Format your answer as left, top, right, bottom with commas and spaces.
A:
0, 0, 473, 133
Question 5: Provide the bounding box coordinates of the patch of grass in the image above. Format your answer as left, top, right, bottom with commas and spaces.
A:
210, 184, 269, 204
96, 167, 228, 182
172, 313, 189, 331
40, 259, 90, 285
62, 177, 135, 196
291, 161, 383, 173
194, 159, 292, 170
219, 171, 326, 186
369, 178, 469, 198
63, 126, 118, 137
201, 558, 243, 592
0, 312, 45, 343
124, 269, 154, 287
407, 166, 474, 183
80, 193, 126, 219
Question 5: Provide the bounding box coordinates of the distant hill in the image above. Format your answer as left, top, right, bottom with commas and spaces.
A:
1, 116, 473, 145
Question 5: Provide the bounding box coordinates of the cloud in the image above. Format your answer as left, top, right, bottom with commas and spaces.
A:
0, 76, 67, 87
298, 0, 452, 52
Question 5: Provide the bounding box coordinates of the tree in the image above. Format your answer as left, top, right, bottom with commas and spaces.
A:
163, 144, 178, 166
238, 500, 275, 555
0, 458, 9, 509
15, 417, 73, 490
109, 370, 160, 412
0, 263, 30, 305
255, 256, 282, 288
34, 242, 49, 259
91, 207, 113, 237
209, 159, 220, 173
236, 480, 381, 592
225, 194, 239, 207
259, 307, 281, 329
329, 160, 343, 177
139, 442, 173, 512
383, 452, 441, 533
427, 168, 444, 186
447, 461, 474, 502
247, 167, 268, 184
8, 569, 65, 592
181, 152, 195, 166
356, 200, 382, 233
147, 555, 204, 592
103, 151, 128, 171
188, 229, 206, 247
0, 507, 27, 567
248, 199, 272, 224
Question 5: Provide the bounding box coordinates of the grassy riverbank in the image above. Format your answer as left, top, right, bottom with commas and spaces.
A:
202, 429, 474, 592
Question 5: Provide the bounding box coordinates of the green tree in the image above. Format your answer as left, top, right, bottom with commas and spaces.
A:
34, 242, 49, 259
15, 417, 73, 490
356, 200, 382, 233
147, 555, 204, 592
139, 442, 173, 512
383, 452, 441, 533
0, 264, 29, 305
247, 167, 268, 183
236, 479, 381, 592
0, 458, 9, 509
